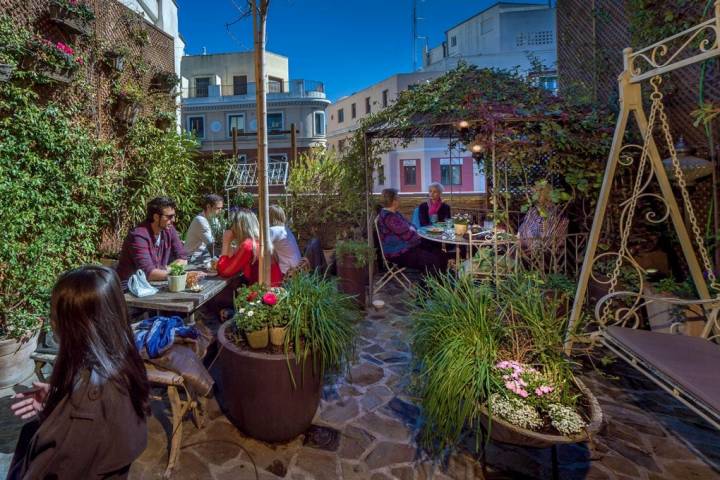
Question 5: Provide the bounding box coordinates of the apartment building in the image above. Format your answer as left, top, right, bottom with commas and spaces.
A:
180, 51, 330, 163
424, 2, 557, 90
327, 71, 485, 194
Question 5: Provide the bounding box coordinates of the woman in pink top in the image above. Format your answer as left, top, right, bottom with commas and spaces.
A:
216, 209, 282, 286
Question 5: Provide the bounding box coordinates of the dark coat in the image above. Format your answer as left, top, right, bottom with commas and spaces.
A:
7, 372, 147, 479
418, 201, 451, 226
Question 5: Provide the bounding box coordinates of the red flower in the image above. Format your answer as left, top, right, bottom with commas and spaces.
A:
247, 291, 258, 302
262, 292, 277, 306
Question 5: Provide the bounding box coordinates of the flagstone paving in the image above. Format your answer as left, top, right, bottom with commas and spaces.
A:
1, 281, 719, 479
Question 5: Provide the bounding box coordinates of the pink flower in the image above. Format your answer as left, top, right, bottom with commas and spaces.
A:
262, 292, 277, 306
517, 389, 529, 398
75, 57, 84, 64
505, 381, 517, 392
69, 0, 78, 4
535, 387, 544, 396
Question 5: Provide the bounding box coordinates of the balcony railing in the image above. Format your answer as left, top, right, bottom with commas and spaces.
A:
182, 79, 326, 100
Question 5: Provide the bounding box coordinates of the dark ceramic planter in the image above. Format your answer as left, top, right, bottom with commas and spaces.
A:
216, 321, 322, 443
337, 254, 368, 306
0, 64, 14, 82
479, 378, 603, 448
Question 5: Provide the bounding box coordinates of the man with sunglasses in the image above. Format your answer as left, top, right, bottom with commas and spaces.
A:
116, 197, 187, 281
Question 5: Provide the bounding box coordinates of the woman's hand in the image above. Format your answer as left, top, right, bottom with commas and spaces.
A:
11, 382, 50, 420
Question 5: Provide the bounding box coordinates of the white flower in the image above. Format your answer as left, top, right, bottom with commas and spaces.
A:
239, 308, 245, 314
247, 310, 255, 317
489, 393, 542, 430
548, 403, 586, 435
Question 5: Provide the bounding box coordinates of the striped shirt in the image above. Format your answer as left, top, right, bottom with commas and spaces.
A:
116, 221, 187, 281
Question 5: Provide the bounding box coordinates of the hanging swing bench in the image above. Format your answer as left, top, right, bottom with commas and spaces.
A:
568, 1, 720, 430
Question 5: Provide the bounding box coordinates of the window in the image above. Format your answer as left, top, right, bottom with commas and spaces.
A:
314, 111, 325, 136
187, 116, 205, 138
351, 103, 356, 119
450, 35, 457, 47
338, 108, 344, 123
403, 160, 417, 185
195, 77, 210, 97
377, 164, 385, 185
267, 112, 284, 132
440, 158, 462, 185
227, 113, 245, 137
365, 96, 371, 114
268, 76, 283, 93
382, 90, 389, 107
233, 75, 247, 95
539, 76, 558, 92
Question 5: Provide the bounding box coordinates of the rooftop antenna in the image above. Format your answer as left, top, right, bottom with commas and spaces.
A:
411, 0, 425, 71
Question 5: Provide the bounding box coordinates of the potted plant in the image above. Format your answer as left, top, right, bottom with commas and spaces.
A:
335, 239, 375, 305
411, 273, 602, 455
453, 212, 472, 236
111, 80, 143, 127
644, 277, 704, 335
102, 47, 128, 73
217, 272, 358, 442
231, 191, 254, 212
151, 70, 180, 92
0, 50, 14, 82
0, 311, 42, 388
48, 0, 95, 36
31, 37, 84, 83
167, 262, 187, 292
155, 110, 176, 130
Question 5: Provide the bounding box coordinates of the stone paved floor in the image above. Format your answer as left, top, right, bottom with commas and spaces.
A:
2, 281, 720, 479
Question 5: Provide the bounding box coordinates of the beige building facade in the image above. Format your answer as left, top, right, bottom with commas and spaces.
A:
327, 72, 486, 195
180, 51, 329, 162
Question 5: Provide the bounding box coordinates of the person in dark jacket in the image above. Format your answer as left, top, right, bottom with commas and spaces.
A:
8, 265, 149, 479
418, 182, 451, 226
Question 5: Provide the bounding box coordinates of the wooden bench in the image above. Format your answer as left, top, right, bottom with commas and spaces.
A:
31, 352, 206, 479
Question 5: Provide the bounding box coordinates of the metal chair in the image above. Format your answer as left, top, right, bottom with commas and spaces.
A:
373, 216, 412, 294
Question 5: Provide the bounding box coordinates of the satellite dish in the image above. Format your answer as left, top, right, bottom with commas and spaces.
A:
249, 119, 257, 131
210, 121, 222, 133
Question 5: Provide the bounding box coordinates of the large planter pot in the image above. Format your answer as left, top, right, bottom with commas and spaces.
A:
479, 378, 603, 448
337, 254, 368, 306
0, 333, 39, 388
167, 273, 187, 292
216, 321, 322, 442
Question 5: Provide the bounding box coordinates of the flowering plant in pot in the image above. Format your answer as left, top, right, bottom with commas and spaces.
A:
32, 38, 84, 82
233, 284, 287, 349
335, 239, 375, 304
412, 272, 601, 456
452, 212, 472, 235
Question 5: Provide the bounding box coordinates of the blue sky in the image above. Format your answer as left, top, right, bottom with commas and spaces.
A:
176, 0, 552, 101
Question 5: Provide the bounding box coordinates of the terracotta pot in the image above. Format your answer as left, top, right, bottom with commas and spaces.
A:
216, 321, 322, 442
454, 223, 468, 236
245, 327, 269, 349
337, 253, 368, 306
0, 333, 39, 388
167, 273, 187, 292
479, 378, 603, 448
269, 326, 286, 347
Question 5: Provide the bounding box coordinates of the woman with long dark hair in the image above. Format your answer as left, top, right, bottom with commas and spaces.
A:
8, 265, 149, 479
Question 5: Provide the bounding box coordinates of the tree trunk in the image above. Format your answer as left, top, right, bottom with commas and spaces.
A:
253, 0, 272, 285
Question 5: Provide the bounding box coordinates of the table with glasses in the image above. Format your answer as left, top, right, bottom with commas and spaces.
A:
124, 266, 227, 323
417, 222, 515, 273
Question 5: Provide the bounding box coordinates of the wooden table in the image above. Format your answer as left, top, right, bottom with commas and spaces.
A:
124, 275, 227, 323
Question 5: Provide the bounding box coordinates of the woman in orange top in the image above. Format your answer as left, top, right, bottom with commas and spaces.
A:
216, 209, 283, 286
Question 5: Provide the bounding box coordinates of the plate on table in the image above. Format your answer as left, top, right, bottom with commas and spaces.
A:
425, 226, 445, 234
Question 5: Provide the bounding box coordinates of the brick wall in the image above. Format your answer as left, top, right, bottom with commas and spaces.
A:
0, 0, 175, 141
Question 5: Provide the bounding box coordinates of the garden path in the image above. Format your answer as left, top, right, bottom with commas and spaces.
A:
1, 281, 719, 479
